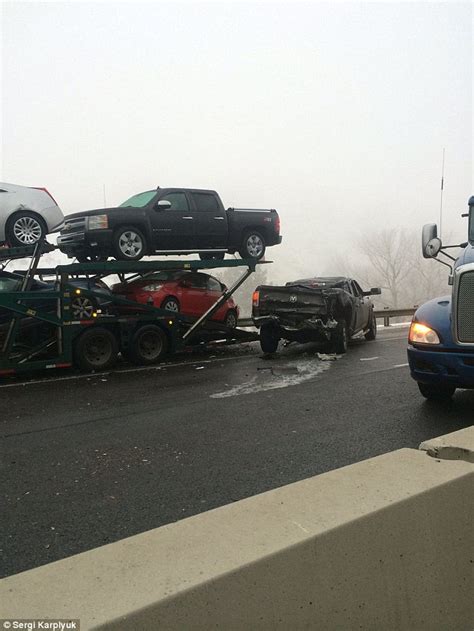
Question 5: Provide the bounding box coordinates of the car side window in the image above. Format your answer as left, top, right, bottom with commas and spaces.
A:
160, 193, 189, 212
191, 193, 219, 212
188, 273, 208, 289
207, 277, 222, 292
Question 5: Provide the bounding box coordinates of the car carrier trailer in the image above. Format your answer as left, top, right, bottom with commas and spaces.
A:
0, 242, 263, 376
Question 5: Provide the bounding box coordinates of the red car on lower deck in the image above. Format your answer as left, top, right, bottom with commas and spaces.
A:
112, 270, 239, 328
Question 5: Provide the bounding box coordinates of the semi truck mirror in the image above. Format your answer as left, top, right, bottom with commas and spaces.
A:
422, 223, 440, 258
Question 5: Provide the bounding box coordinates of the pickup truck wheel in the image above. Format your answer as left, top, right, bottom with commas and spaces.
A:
331, 320, 348, 354
418, 382, 455, 401
6, 211, 46, 247
74, 327, 118, 371
199, 252, 225, 261
260, 323, 279, 354
126, 325, 168, 365
113, 226, 146, 261
161, 296, 180, 312
364, 313, 377, 340
239, 231, 266, 260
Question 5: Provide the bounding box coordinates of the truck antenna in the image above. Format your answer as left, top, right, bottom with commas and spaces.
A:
439, 148, 445, 236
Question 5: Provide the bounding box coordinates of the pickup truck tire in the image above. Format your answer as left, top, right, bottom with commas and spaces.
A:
74, 327, 118, 371
364, 312, 377, 340
331, 320, 348, 354
125, 325, 168, 365
161, 296, 180, 312
199, 252, 225, 261
239, 231, 266, 260
113, 226, 146, 261
6, 211, 46, 247
418, 382, 456, 400
260, 323, 279, 354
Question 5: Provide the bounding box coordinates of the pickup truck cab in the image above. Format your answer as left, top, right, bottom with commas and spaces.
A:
58, 187, 281, 262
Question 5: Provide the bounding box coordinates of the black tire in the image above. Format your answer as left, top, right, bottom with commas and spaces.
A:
113, 226, 146, 261
71, 295, 99, 320
418, 382, 456, 401
238, 231, 266, 260
6, 211, 46, 247
125, 325, 168, 365
74, 327, 118, 371
365, 312, 377, 341
199, 252, 225, 261
224, 310, 238, 329
160, 296, 180, 313
331, 320, 349, 354
260, 323, 279, 354
76, 253, 108, 263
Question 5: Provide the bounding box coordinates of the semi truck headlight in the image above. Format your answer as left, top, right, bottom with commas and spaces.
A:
409, 322, 440, 345
88, 215, 108, 230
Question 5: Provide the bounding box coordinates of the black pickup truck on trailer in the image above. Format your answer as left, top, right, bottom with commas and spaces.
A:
58, 187, 282, 263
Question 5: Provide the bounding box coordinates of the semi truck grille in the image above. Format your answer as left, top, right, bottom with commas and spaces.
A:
456, 269, 474, 343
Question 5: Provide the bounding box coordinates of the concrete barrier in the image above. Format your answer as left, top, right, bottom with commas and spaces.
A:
1, 427, 473, 630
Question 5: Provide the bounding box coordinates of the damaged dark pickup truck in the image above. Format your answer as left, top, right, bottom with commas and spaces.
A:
252, 277, 381, 354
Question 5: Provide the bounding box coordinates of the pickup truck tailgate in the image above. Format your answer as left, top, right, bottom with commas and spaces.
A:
253, 285, 329, 326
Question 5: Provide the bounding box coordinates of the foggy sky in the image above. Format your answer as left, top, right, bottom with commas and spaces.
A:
1, 1, 472, 283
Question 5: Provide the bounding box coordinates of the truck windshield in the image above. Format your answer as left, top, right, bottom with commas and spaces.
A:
119, 191, 156, 208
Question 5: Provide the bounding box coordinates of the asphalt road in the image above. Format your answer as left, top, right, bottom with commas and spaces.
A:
1, 327, 473, 578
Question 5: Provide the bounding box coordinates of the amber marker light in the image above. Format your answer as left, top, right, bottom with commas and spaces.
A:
252, 290, 260, 307
409, 322, 440, 345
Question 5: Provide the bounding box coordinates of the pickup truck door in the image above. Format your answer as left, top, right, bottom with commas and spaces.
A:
189, 191, 228, 249
150, 191, 194, 250
351, 281, 370, 333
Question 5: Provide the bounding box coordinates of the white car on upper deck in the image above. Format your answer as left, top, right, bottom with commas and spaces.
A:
0, 182, 64, 247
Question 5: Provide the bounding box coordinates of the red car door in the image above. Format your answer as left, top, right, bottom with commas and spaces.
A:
206, 275, 226, 319
181, 273, 210, 317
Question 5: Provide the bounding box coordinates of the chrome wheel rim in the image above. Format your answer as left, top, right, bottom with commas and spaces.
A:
13, 216, 43, 244
118, 231, 143, 258
226, 313, 237, 328
72, 297, 94, 319
164, 300, 179, 312
246, 235, 263, 257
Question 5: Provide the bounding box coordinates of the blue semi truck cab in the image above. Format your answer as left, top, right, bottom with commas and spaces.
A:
407, 195, 474, 400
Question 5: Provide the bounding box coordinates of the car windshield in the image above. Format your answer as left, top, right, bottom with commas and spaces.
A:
119, 191, 157, 208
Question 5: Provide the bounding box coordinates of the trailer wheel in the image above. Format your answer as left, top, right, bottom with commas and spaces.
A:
418, 382, 455, 401
125, 325, 168, 365
74, 327, 118, 371
239, 231, 266, 260
113, 226, 146, 261
330, 320, 348, 354
260, 323, 279, 354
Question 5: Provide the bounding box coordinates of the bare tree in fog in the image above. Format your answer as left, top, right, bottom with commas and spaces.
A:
330, 228, 450, 308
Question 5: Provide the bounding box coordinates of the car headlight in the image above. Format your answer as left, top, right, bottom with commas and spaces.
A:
409, 322, 441, 345
88, 215, 108, 230
143, 284, 163, 292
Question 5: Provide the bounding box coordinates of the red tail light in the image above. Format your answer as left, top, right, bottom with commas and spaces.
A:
252, 290, 260, 307
32, 187, 58, 205
275, 215, 280, 234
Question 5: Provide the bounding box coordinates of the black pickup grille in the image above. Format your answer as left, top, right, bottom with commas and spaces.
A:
61, 217, 86, 235
457, 270, 474, 343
